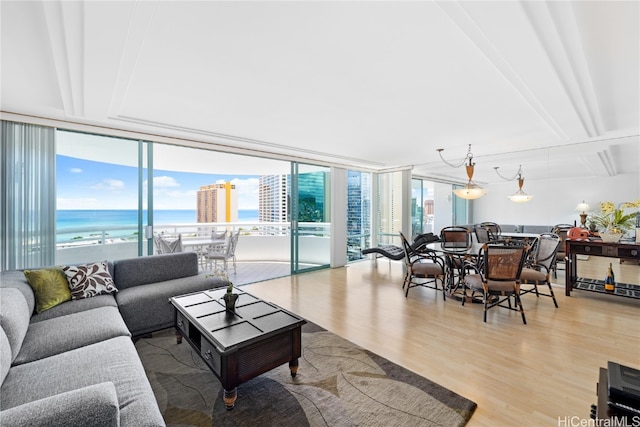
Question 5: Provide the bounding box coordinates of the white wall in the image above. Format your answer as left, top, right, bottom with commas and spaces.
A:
433, 182, 454, 234
471, 173, 640, 227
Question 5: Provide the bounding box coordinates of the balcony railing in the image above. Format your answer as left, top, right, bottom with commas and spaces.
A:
55, 221, 357, 266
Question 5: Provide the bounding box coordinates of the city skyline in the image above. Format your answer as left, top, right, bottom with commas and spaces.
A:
56, 155, 260, 211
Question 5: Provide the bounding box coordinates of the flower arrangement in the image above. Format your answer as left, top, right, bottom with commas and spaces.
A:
589, 199, 640, 234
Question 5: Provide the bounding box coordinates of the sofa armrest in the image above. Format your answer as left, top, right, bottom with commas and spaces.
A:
0, 382, 120, 427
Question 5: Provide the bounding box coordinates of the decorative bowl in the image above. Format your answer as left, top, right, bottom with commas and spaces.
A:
599, 231, 623, 243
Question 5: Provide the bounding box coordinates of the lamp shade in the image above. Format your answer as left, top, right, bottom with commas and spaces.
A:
508, 191, 533, 203
453, 184, 487, 200
575, 202, 590, 213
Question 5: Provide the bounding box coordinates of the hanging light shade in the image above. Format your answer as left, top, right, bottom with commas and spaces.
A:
452, 161, 487, 199
494, 165, 533, 203
437, 144, 487, 200
508, 176, 533, 203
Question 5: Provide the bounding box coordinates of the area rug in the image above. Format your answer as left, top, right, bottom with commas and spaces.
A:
135, 323, 477, 427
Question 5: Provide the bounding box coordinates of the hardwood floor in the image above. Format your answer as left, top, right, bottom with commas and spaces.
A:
244, 256, 640, 427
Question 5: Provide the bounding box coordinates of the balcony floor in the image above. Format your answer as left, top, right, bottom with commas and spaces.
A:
206, 261, 292, 286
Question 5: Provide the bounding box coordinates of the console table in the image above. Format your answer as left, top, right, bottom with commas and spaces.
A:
565, 240, 640, 298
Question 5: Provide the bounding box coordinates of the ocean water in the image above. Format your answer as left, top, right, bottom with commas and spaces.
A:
56, 209, 259, 244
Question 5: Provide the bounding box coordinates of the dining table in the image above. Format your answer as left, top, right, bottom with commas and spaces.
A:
182, 237, 227, 269
425, 241, 484, 299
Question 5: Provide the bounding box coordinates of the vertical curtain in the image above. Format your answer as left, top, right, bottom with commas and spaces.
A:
1, 120, 56, 270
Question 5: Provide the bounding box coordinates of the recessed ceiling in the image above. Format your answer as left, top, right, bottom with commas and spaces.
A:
1, 1, 638, 184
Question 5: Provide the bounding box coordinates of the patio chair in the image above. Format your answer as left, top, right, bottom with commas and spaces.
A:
463, 243, 529, 324
400, 232, 446, 299
153, 234, 183, 254
204, 231, 239, 274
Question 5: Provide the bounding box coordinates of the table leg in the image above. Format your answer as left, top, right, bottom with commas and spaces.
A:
223, 387, 237, 409
289, 359, 299, 377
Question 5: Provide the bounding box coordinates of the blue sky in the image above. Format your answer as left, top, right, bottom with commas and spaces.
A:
56, 155, 260, 210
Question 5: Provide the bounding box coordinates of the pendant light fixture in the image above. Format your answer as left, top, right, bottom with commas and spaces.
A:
493, 165, 533, 203
437, 144, 487, 200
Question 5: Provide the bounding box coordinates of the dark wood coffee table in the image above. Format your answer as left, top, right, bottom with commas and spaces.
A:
170, 288, 306, 409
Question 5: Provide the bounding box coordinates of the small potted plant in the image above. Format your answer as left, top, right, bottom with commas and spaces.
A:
207, 268, 237, 311
223, 281, 238, 312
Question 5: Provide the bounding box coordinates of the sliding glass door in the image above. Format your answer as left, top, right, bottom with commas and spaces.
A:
55, 130, 151, 264
290, 162, 331, 273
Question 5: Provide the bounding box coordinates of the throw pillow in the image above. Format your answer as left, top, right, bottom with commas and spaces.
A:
62, 261, 118, 300
23, 268, 72, 313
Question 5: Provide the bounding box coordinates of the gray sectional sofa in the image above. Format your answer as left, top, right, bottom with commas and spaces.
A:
0, 252, 228, 426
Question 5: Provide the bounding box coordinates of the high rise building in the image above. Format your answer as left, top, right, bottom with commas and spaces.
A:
258, 175, 289, 235
347, 171, 371, 260
196, 182, 238, 223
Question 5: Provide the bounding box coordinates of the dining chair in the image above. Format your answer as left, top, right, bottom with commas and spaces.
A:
400, 232, 446, 299
440, 226, 472, 246
519, 233, 560, 307
463, 243, 529, 324
153, 234, 183, 254
479, 222, 501, 239
551, 224, 572, 278
440, 226, 473, 291
474, 225, 505, 244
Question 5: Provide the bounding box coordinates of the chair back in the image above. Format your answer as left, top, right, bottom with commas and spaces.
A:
552, 224, 572, 254
212, 230, 227, 240
226, 231, 239, 257
531, 233, 560, 271
474, 225, 492, 243
481, 244, 528, 282
479, 222, 501, 238
154, 234, 183, 254
440, 226, 471, 248
399, 232, 413, 266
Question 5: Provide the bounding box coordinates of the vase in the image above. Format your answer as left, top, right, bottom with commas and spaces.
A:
599, 230, 623, 243
223, 293, 239, 311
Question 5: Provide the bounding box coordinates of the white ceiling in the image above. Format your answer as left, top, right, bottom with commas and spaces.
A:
1, 1, 638, 184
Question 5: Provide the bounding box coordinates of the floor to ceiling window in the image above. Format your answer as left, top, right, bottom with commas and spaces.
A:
376, 170, 405, 246
290, 162, 331, 273
55, 130, 334, 273
411, 178, 435, 238
347, 170, 372, 261
56, 130, 149, 264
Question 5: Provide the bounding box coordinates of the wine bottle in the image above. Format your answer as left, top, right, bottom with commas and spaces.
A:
604, 263, 615, 292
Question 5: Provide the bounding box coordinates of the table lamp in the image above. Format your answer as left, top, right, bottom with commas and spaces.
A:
575, 201, 590, 228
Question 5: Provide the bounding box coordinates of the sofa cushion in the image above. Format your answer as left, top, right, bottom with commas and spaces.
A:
23, 268, 72, 313
113, 252, 199, 290
0, 288, 30, 362
0, 270, 36, 315
1, 327, 11, 385
30, 294, 118, 324
0, 336, 165, 426
0, 382, 120, 427
63, 261, 118, 300
14, 306, 131, 366
116, 274, 226, 336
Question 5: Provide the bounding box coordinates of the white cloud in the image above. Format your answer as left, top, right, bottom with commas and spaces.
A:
232, 177, 259, 209
91, 179, 125, 191
70, 168, 83, 173
153, 176, 180, 188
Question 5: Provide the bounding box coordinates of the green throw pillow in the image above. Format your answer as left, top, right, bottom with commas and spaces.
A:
24, 268, 72, 313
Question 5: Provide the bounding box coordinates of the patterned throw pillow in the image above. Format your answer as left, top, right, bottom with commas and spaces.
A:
23, 268, 72, 313
62, 261, 118, 300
